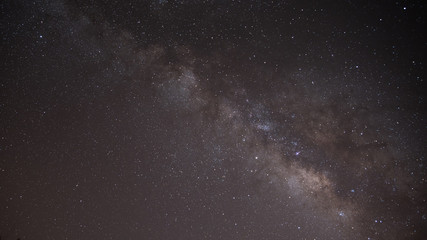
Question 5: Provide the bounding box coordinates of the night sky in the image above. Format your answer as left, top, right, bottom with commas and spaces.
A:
1, 0, 426, 239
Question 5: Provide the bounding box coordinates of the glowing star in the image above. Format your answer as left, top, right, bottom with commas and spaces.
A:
295, 151, 301, 156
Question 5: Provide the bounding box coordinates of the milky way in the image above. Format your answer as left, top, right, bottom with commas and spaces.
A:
1, 0, 426, 239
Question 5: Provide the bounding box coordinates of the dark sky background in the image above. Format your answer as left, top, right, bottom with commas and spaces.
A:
1, 0, 426, 239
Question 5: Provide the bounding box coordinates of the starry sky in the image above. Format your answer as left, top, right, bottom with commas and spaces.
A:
1, 0, 426, 239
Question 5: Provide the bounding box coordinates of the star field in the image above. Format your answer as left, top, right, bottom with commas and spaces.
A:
1, 0, 426, 239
